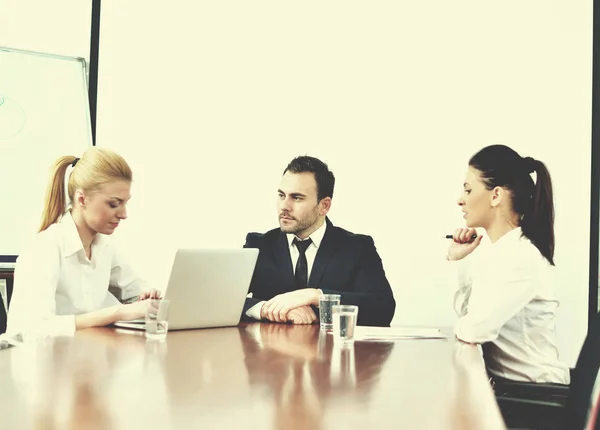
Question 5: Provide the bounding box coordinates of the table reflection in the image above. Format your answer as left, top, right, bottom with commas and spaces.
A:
0, 324, 505, 430
241, 323, 395, 430
448, 340, 506, 430
9, 328, 169, 430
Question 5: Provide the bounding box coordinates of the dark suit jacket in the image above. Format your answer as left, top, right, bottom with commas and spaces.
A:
242, 218, 396, 327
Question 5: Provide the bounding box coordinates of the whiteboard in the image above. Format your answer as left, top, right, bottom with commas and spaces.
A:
0, 47, 92, 263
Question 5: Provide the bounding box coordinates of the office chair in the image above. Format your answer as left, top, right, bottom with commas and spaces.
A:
584, 375, 600, 430
492, 312, 600, 429
0, 277, 13, 334
590, 385, 600, 429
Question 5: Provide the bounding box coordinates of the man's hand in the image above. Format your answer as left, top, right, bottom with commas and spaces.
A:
261, 289, 320, 322
287, 305, 317, 325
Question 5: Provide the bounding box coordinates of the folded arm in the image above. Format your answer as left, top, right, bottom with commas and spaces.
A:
321, 237, 395, 327
450, 257, 473, 318
454, 261, 537, 344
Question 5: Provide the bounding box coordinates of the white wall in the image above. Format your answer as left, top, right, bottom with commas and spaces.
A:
95, 1, 592, 366
0, 1, 91, 61
1, 1, 592, 366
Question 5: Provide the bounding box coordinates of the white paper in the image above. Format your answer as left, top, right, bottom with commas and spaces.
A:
354, 326, 448, 341
0, 333, 24, 349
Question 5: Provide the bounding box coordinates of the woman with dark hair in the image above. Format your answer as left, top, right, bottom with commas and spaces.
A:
448, 144, 570, 384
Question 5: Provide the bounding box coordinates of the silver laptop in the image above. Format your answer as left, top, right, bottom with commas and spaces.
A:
114, 248, 259, 331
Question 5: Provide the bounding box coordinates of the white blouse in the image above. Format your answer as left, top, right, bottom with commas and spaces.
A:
6, 212, 146, 339
453, 227, 570, 384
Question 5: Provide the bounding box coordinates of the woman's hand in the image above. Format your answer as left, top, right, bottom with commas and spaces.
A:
447, 228, 483, 261
117, 301, 148, 321
137, 288, 162, 301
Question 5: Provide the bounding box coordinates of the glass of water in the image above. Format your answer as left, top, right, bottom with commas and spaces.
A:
145, 299, 170, 340
332, 305, 359, 343
319, 294, 341, 330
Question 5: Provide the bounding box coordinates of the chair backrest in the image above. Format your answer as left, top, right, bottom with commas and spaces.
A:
568, 312, 600, 429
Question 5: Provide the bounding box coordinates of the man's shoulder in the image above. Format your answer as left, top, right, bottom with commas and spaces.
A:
244, 227, 282, 248
327, 223, 375, 247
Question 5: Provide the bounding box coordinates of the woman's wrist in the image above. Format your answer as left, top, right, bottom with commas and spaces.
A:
75, 305, 122, 330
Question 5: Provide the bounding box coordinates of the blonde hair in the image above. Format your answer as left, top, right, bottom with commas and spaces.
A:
39, 147, 133, 232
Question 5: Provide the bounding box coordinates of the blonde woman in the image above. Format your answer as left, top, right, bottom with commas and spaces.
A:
7, 147, 158, 339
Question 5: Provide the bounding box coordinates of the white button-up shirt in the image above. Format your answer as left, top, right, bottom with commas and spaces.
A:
6, 212, 145, 339
246, 221, 327, 320
453, 227, 570, 384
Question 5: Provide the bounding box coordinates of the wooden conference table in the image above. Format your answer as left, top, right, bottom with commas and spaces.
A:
0, 323, 506, 430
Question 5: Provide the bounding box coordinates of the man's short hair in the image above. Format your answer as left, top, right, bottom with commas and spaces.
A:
284, 156, 335, 201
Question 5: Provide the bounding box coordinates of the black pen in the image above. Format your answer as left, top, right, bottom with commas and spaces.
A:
445, 234, 478, 240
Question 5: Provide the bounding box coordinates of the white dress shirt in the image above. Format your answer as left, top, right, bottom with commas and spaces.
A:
6, 211, 146, 339
452, 227, 570, 384
246, 221, 327, 320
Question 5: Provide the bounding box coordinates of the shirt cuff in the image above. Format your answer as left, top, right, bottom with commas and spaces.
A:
108, 282, 143, 303
454, 316, 498, 344
246, 301, 265, 320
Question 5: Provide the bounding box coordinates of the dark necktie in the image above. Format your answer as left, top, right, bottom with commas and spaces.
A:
293, 237, 313, 289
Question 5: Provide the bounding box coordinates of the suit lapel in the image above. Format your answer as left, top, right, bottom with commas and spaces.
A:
274, 232, 295, 288
308, 219, 339, 288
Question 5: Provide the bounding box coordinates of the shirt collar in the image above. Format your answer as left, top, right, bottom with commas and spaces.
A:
60, 211, 108, 257
286, 219, 327, 250
490, 226, 524, 250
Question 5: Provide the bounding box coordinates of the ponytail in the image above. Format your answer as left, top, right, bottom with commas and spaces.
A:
521, 159, 555, 265
38, 156, 78, 232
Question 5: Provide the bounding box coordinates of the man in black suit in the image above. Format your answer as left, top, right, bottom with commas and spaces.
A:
242, 156, 395, 327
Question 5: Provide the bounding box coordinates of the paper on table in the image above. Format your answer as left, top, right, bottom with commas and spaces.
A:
0, 333, 23, 350
354, 326, 448, 341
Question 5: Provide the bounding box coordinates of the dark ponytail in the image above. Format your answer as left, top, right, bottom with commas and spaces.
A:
469, 145, 555, 265
520, 157, 555, 265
